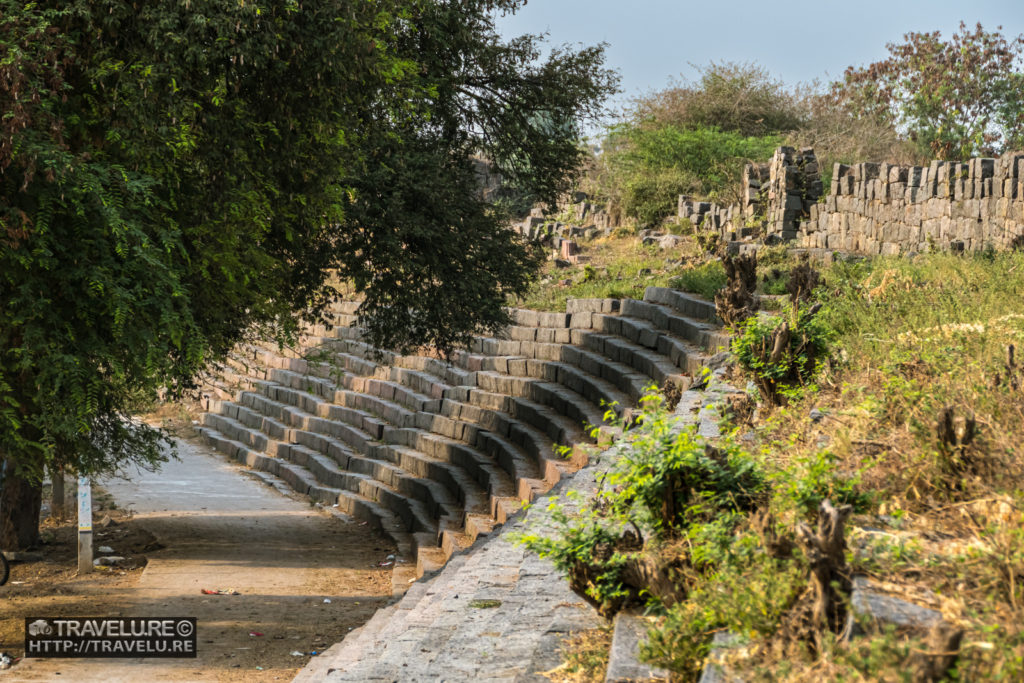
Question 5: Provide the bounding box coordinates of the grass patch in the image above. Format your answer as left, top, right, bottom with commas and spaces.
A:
516, 235, 704, 311
669, 259, 726, 300
542, 626, 613, 682
730, 250, 1024, 678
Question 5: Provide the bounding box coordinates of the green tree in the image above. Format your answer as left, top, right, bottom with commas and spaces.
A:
833, 22, 1024, 160
0, 0, 616, 548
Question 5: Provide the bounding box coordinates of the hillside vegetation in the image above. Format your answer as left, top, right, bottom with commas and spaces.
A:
519, 240, 1024, 681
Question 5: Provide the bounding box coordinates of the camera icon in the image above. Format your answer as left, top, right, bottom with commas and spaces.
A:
28, 620, 52, 636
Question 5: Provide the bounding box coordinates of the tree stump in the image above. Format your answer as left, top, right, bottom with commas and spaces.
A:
910, 622, 965, 683
795, 499, 853, 649
715, 252, 758, 327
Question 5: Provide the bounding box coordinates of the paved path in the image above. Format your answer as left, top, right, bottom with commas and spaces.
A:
11, 437, 394, 682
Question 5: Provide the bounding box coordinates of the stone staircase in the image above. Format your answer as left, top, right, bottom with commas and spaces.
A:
195, 287, 726, 580
292, 373, 737, 682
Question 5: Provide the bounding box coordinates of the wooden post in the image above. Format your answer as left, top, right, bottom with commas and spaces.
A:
51, 466, 65, 521
77, 476, 92, 574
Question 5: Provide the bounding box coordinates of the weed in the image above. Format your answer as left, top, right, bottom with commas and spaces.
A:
775, 449, 871, 519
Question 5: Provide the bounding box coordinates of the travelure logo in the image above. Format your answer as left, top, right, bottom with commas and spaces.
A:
27, 620, 52, 637
25, 617, 197, 659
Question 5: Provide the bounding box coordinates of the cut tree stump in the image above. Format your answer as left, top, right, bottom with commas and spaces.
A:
796, 499, 853, 649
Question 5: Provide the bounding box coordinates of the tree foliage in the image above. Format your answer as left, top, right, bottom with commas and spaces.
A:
833, 22, 1024, 160
0, 0, 615, 547
631, 61, 804, 138
589, 62, 795, 226
598, 125, 780, 225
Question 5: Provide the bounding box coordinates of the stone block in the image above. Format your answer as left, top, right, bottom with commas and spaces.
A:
606, 614, 670, 682
907, 166, 923, 187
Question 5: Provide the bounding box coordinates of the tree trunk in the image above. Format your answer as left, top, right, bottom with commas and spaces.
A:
0, 457, 42, 550
51, 465, 65, 521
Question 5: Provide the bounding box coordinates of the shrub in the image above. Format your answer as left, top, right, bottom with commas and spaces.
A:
603, 400, 767, 534
732, 302, 833, 405
516, 389, 768, 616
515, 500, 641, 616
632, 61, 805, 138
776, 449, 872, 518
597, 124, 781, 226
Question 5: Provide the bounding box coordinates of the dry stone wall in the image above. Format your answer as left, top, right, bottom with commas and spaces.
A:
680, 147, 1024, 255
800, 153, 1024, 254
679, 146, 823, 243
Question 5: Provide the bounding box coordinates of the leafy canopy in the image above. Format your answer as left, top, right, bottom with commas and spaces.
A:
589, 62, 794, 226
0, 0, 616, 500
833, 22, 1024, 160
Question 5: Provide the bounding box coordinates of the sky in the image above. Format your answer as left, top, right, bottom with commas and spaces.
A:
496, 0, 1024, 122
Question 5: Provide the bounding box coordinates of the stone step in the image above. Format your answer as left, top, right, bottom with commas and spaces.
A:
591, 311, 726, 370
463, 335, 649, 413
465, 388, 592, 447
320, 339, 588, 483
389, 353, 480, 388
575, 330, 693, 386
221, 388, 513, 522
199, 410, 443, 538
644, 286, 718, 322
377, 444, 519, 528
464, 324, 691, 401
439, 398, 565, 488
194, 425, 420, 560
237, 362, 523, 513
502, 323, 574, 345
555, 345, 670, 403
618, 299, 731, 353
574, 326, 710, 378
507, 308, 573, 329
314, 337, 598, 450
565, 297, 622, 315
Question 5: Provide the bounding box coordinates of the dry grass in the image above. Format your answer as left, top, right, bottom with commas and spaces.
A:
722, 250, 1024, 679
540, 626, 614, 682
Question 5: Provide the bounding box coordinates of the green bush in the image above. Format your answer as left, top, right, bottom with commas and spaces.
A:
514, 500, 639, 616
598, 124, 781, 225
732, 303, 834, 404
516, 390, 769, 617
604, 398, 767, 533
776, 449, 872, 518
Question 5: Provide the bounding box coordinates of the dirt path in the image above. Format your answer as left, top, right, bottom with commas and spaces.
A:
2, 438, 395, 682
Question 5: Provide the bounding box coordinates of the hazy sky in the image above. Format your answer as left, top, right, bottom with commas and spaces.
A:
497, 0, 1024, 119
